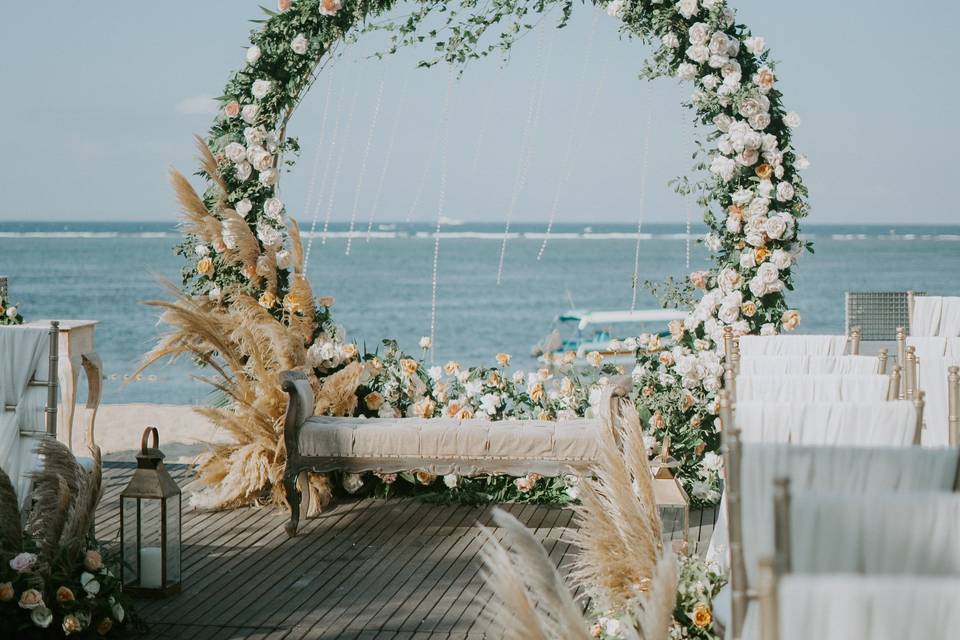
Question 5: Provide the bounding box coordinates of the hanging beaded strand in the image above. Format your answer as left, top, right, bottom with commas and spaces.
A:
345, 70, 386, 255
365, 71, 410, 242
630, 88, 654, 312
429, 72, 456, 364
303, 71, 342, 269
320, 78, 362, 246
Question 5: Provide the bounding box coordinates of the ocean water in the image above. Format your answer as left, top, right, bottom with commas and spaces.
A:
2, 221, 958, 404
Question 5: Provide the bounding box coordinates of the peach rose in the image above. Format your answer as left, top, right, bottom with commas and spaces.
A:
18, 588, 43, 610
56, 586, 75, 603
513, 476, 534, 492
83, 549, 103, 572
224, 100, 241, 118
378, 473, 397, 484
693, 603, 713, 628
781, 309, 801, 331
495, 352, 511, 367
415, 471, 436, 485
283, 292, 309, 313
96, 618, 114, 635
529, 382, 545, 402
537, 409, 553, 421
487, 371, 501, 387
740, 301, 757, 317
278, 0, 292, 10
410, 398, 436, 418
444, 360, 460, 375
586, 351, 604, 368
320, 0, 343, 15
755, 163, 773, 179
681, 391, 695, 411
196, 256, 214, 276
561, 351, 577, 364
689, 270, 707, 289
258, 291, 276, 308
0, 582, 13, 602
399, 358, 419, 377
561, 377, 575, 396
319, 296, 335, 308
755, 67, 775, 91
368, 356, 383, 372
456, 405, 474, 420
241, 265, 257, 280
658, 352, 674, 367
445, 400, 464, 418
62, 614, 82, 634
691, 415, 702, 428
364, 392, 384, 411
754, 247, 770, 263
650, 411, 665, 430
728, 203, 744, 217
668, 319, 686, 341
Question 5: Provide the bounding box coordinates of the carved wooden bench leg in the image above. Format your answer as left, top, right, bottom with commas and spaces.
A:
283, 468, 301, 537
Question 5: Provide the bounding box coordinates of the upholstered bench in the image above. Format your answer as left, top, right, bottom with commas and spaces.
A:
279, 371, 625, 536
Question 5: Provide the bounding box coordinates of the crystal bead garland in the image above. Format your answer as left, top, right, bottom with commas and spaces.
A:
365, 71, 410, 242
429, 71, 456, 364
630, 89, 653, 312
345, 70, 386, 255
320, 77, 361, 246
303, 71, 338, 269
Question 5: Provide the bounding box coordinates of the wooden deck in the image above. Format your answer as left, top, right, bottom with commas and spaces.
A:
96, 462, 717, 639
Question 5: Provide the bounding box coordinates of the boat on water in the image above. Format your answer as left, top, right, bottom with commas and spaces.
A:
532, 308, 688, 366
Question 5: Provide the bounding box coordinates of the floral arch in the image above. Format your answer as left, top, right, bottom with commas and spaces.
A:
153, 0, 809, 510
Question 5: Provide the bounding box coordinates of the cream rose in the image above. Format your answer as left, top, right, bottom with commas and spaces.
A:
745, 36, 767, 55
781, 310, 801, 331
686, 44, 710, 64
245, 45, 261, 65
784, 111, 801, 128
776, 181, 795, 202
251, 79, 273, 100
258, 167, 279, 186
18, 588, 43, 609
748, 112, 770, 130
677, 62, 698, 81
62, 614, 82, 634
291, 34, 309, 55
241, 104, 259, 124
764, 216, 787, 240
662, 32, 680, 49
676, 0, 699, 20
688, 22, 710, 46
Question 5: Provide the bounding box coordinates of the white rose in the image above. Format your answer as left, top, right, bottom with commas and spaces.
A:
208, 287, 222, 302
764, 149, 784, 167
250, 148, 273, 172
776, 181, 795, 202
258, 167, 278, 186
704, 233, 722, 251
795, 154, 811, 170
713, 113, 733, 133
256, 221, 283, 247
725, 214, 742, 233
748, 276, 767, 298
224, 142, 246, 163
784, 111, 801, 128
686, 44, 710, 64
243, 126, 266, 146
738, 147, 758, 166
755, 180, 773, 199
80, 571, 101, 595
241, 104, 259, 124
774, 164, 785, 179
265, 131, 280, 152
739, 251, 757, 269
480, 393, 501, 416
742, 131, 762, 150
764, 216, 787, 240
710, 155, 737, 182
235, 161, 253, 181
717, 267, 742, 293
276, 249, 291, 270
676, 0, 699, 19
677, 63, 698, 81
771, 249, 792, 270
194, 244, 209, 257
748, 112, 770, 130
720, 60, 741, 81
235, 198, 253, 216
718, 303, 739, 324
744, 36, 767, 56
419, 336, 433, 349
732, 188, 753, 205
662, 32, 680, 49
31, 606, 53, 629
443, 474, 459, 488
112, 603, 125, 623
747, 196, 770, 217
739, 96, 763, 118
760, 323, 777, 336
726, 37, 740, 57
251, 79, 273, 101
708, 53, 729, 69
264, 197, 284, 220
702, 74, 720, 90
708, 32, 729, 55
342, 473, 364, 494
291, 34, 309, 55
688, 22, 710, 46
758, 261, 780, 284
717, 135, 734, 156
722, 7, 735, 27
246, 45, 261, 65
606, 0, 626, 18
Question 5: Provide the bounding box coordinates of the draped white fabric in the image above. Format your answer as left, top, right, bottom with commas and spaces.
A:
915, 355, 960, 447
733, 401, 916, 446
737, 355, 880, 376
737, 335, 849, 357
790, 491, 960, 574
908, 336, 948, 359
912, 296, 960, 337
778, 575, 960, 640
0, 327, 53, 510
735, 375, 890, 404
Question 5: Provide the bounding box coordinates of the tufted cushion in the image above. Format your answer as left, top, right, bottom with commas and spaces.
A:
296, 416, 603, 476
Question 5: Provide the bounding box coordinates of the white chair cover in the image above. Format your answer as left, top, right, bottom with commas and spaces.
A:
738, 355, 880, 376
912, 296, 943, 337
907, 336, 948, 359
790, 491, 960, 575
941, 297, 960, 337
778, 575, 960, 640
735, 375, 890, 404
916, 355, 960, 447
737, 335, 849, 357
733, 400, 916, 446
0, 327, 53, 510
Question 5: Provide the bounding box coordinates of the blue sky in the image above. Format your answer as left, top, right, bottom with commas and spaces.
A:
0, 1, 956, 225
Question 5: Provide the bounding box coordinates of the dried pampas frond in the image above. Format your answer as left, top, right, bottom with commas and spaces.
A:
480, 508, 590, 640
0, 468, 22, 552
194, 135, 229, 205
314, 361, 363, 417
569, 390, 662, 611
170, 168, 221, 245
26, 439, 83, 558
60, 446, 103, 563
288, 217, 305, 274
221, 209, 262, 275
632, 552, 679, 640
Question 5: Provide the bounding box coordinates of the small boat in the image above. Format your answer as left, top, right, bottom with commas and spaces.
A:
532, 308, 688, 366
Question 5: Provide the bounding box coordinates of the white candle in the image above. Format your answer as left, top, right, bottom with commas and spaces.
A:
139, 547, 163, 589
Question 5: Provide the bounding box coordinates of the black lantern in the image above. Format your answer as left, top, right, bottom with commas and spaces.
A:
120, 427, 182, 597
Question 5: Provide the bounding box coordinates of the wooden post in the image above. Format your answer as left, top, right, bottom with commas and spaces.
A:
888, 364, 902, 401
913, 390, 925, 446
904, 346, 917, 400
949, 366, 959, 448
757, 557, 779, 640
721, 392, 747, 640
45, 321, 60, 436
877, 348, 888, 375
895, 327, 906, 398
849, 326, 861, 355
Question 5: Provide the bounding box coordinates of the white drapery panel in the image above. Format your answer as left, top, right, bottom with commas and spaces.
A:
737, 335, 849, 357
735, 375, 889, 404
737, 355, 879, 376
912, 296, 960, 337
778, 575, 960, 640
790, 491, 960, 574
733, 401, 916, 446
0, 327, 53, 510
915, 355, 960, 447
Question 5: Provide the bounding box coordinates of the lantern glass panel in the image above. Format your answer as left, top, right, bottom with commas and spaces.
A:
121, 497, 139, 587
165, 494, 181, 586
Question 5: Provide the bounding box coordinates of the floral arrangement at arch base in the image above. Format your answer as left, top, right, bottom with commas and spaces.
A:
146, 0, 809, 513
0, 441, 138, 638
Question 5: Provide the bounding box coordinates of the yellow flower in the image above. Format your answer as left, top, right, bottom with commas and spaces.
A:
364, 392, 384, 411
781, 309, 801, 331
755, 163, 773, 179
415, 471, 436, 485
196, 256, 214, 276
586, 351, 603, 368
444, 360, 460, 375
319, 296, 335, 308
754, 246, 770, 263
399, 358, 419, 377
692, 603, 713, 628
495, 352, 511, 367
258, 291, 277, 308
529, 382, 545, 402
741, 301, 757, 317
